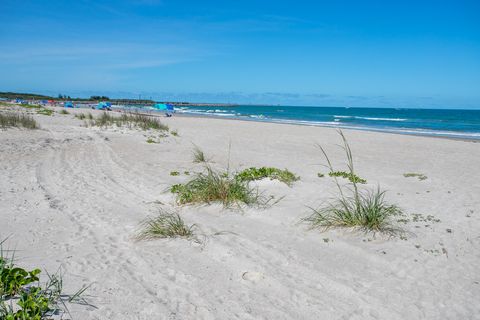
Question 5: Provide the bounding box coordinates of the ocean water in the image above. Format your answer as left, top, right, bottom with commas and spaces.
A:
171, 105, 480, 140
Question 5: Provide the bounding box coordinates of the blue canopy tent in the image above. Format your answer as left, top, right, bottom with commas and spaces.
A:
153, 103, 174, 116
96, 101, 111, 110
153, 103, 173, 111
64, 101, 74, 108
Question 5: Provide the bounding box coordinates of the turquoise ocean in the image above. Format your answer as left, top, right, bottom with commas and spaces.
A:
166, 105, 480, 140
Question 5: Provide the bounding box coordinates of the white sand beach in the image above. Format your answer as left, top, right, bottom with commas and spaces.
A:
1, 106, 480, 319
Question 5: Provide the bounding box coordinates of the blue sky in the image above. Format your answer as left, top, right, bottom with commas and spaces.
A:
0, 0, 479, 108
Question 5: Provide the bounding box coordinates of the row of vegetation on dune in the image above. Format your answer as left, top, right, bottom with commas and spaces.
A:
0, 112, 38, 129
20, 104, 54, 116
89, 112, 169, 131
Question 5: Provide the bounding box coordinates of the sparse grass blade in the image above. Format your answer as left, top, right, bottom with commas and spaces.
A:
192, 145, 207, 163
68, 283, 92, 303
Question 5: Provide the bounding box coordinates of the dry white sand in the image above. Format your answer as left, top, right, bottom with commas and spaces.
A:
1, 106, 479, 319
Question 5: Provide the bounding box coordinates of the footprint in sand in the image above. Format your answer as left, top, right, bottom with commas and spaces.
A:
242, 271, 264, 283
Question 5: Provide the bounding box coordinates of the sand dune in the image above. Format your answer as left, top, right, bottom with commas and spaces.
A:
1, 107, 479, 319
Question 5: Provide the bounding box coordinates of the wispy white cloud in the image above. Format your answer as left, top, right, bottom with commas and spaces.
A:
0, 42, 202, 70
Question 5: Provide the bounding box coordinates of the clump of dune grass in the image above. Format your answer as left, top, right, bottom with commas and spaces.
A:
170, 129, 179, 136
306, 187, 401, 233
75, 113, 93, 120
192, 146, 207, 163
0, 112, 38, 129
36, 108, 53, 116
93, 112, 169, 131
403, 172, 427, 180
136, 211, 196, 240
305, 130, 401, 234
171, 166, 264, 207
235, 167, 299, 186
59, 109, 69, 115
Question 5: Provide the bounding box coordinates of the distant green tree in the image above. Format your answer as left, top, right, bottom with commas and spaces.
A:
90, 95, 109, 101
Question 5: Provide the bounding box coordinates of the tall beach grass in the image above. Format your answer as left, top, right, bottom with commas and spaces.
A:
304, 130, 401, 234
192, 145, 207, 163
93, 112, 169, 131
0, 112, 38, 129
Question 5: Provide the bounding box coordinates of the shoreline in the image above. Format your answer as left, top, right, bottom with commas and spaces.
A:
174, 112, 480, 143
108, 107, 480, 143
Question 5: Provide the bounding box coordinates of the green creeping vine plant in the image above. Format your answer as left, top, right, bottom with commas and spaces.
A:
0, 239, 90, 319
0, 261, 41, 296
328, 171, 367, 184
235, 167, 299, 186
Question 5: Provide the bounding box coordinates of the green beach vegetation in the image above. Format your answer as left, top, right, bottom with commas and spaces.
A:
135, 211, 196, 241
36, 108, 54, 116
91, 112, 169, 131
0, 112, 38, 129
403, 173, 428, 180
170, 166, 265, 208
19, 104, 53, 116
75, 113, 85, 120
235, 167, 299, 186
328, 171, 367, 184
75, 113, 94, 120
0, 91, 156, 105
0, 92, 53, 100
0, 239, 89, 319
192, 146, 207, 163
305, 131, 402, 234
